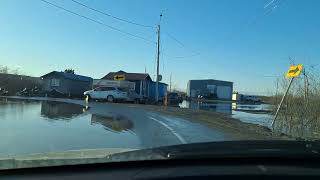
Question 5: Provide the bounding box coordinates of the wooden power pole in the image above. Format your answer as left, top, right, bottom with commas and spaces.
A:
155, 14, 162, 102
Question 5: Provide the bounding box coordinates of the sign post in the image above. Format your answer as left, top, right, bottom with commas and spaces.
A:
271, 64, 303, 128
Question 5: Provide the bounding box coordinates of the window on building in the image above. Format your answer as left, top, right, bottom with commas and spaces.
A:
51, 79, 60, 87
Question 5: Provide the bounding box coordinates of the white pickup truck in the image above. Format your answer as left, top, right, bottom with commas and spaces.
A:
84, 86, 141, 103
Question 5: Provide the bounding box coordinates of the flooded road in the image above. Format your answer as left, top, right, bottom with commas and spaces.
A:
0, 99, 140, 157
180, 100, 273, 128
0, 98, 228, 157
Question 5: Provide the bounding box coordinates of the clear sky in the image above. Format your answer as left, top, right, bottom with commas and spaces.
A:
0, 0, 319, 95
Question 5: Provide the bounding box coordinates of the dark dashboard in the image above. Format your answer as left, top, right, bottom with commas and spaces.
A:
2, 141, 320, 179
1, 156, 320, 179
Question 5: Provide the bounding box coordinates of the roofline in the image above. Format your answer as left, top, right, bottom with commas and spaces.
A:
40, 71, 59, 78
102, 72, 152, 80
41, 71, 92, 81
189, 79, 233, 84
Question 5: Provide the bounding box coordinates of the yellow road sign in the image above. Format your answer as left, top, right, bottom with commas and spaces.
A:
114, 74, 125, 81
286, 64, 303, 78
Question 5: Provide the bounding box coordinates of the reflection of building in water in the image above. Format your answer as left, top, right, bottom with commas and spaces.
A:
91, 114, 133, 132
232, 102, 237, 110
180, 100, 232, 114
40, 101, 84, 120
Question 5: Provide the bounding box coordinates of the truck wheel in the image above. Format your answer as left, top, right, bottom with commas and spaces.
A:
107, 95, 114, 103
85, 95, 91, 102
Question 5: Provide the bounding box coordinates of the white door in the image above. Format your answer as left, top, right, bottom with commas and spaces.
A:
100, 87, 116, 99
91, 87, 102, 99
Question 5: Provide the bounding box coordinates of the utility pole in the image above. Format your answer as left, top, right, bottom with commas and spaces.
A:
272, 77, 295, 128
303, 70, 308, 102
169, 73, 172, 92
275, 77, 279, 102
155, 14, 162, 102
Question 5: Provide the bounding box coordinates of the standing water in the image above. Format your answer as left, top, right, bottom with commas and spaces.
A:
0, 98, 139, 157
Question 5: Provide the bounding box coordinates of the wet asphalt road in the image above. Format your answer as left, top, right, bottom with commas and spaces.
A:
85, 101, 229, 148
0, 96, 230, 155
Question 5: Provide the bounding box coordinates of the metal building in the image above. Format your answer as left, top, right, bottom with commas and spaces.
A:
187, 79, 233, 100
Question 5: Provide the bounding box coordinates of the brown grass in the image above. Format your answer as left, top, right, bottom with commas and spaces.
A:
272, 70, 320, 139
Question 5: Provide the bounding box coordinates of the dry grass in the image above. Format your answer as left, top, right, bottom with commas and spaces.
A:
272, 70, 320, 139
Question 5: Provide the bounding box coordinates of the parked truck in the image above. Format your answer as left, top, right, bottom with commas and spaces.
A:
86, 80, 142, 103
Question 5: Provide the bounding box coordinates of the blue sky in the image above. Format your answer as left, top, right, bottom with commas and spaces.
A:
0, 0, 319, 95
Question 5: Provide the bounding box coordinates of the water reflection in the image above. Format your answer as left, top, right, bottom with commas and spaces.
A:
180, 100, 232, 114
232, 103, 271, 111
91, 114, 134, 133
40, 101, 84, 121
0, 99, 141, 157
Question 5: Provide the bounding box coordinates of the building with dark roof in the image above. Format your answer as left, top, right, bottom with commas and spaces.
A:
102, 70, 152, 97
41, 71, 93, 96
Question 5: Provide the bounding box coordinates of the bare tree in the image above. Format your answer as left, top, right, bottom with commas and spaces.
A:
0, 66, 9, 74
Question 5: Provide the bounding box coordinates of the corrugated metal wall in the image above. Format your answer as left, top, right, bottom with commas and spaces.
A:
187, 79, 233, 100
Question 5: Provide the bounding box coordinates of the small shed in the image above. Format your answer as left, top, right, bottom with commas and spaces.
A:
187, 79, 233, 100
41, 71, 93, 96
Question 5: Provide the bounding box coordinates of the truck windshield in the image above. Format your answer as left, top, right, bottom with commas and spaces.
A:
0, 0, 319, 171
117, 88, 127, 92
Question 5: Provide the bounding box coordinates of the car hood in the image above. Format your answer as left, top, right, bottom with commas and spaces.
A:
0, 148, 137, 170
1, 141, 320, 170
84, 90, 93, 95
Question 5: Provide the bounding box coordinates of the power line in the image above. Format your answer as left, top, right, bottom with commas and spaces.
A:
162, 51, 200, 60
39, 0, 156, 44
71, 0, 156, 28
164, 31, 185, 47
163, 31, 200, 59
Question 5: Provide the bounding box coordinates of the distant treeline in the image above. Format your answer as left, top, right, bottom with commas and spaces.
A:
0, 65, 42, 95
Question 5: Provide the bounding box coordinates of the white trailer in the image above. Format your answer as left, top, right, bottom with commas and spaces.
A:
93, 79, 135, 90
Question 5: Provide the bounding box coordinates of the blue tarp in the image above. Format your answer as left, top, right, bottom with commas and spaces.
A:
149, 81, 168, 100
